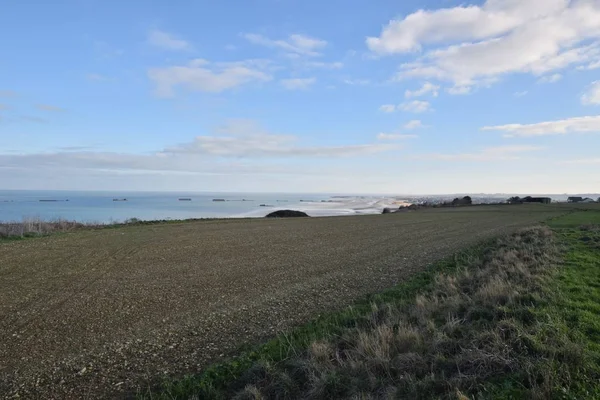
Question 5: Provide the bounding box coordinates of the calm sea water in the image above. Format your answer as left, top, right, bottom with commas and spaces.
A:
0, 191, 337, 223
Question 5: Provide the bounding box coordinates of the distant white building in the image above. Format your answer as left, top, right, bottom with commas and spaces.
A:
581, 198, 596, 203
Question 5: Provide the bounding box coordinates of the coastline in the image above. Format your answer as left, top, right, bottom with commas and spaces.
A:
0, 190, 408, 225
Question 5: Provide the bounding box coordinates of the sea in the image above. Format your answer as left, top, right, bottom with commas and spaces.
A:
0, 190, 401, 223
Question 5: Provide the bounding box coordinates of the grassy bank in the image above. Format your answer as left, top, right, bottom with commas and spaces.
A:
0, 216, 252, 241
142, 211, 600, 399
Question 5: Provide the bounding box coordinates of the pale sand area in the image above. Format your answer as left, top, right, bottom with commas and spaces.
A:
237, 196, 412, 217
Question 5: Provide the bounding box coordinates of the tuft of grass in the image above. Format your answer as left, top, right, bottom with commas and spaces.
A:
141, 220, 600, 399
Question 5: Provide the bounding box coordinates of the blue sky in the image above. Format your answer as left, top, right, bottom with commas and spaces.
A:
1, 0, 599, 194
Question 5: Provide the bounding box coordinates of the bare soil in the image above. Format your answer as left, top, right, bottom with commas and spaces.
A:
0, 206, 567, 398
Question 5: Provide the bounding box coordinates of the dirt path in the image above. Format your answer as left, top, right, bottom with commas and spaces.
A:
0, 206, 566, 398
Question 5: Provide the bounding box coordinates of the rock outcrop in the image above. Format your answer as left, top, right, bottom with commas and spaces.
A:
265, 210, 310, 218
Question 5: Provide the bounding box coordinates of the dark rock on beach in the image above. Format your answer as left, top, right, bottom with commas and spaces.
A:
265, 210, 310, 218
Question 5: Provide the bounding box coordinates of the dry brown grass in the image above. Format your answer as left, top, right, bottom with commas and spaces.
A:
580, 224, 600, 232
0, 217, 102, 238
229, 226, 583, 399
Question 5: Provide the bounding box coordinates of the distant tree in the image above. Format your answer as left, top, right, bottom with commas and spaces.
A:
508, 196, 522, 204
451, 196, 472, 206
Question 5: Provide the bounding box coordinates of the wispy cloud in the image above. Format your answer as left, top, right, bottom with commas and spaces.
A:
560, 158, 600, 165
376, 133, 418, 141
405, 82, 439, 98
304, 61, 344, 69
379, 104, 396, 113
148, 29, 191, 51
482, 115, 600, 137
148, 58, 272, 97
447, 86, 472, 95
399, 100, 431, 113
581, 81, 600, 105
404, 120, 424, 130
20, 116, 47, 123
343, 78, 370, 86
514, 91, 528, 97
379, 103, 431, 113
242, 33, 327, 57
0, 120, 400, 178
280, 77, 316, 90
537, 73, 562, 84
86, 73, 111, 81
416, 145, 544, 161
93, 40, 124, 59
36, 104, 65, 112
58, 146, 97, 152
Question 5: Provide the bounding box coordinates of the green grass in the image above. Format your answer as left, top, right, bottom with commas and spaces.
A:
140, 210, 600, 399
543, 210, 600, 397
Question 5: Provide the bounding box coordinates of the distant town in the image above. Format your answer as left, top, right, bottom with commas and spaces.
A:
402, 194, 600, 206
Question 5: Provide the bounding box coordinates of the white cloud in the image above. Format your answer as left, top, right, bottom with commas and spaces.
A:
367, 0, 568, 54
304, 61, 344, 69
399, 100, 431, 113
371, 0, 600, 90
578, 60, 600, 70
482, 115, 600, 137
581, 81, 600, 105
514, 90, 528, 97
404, 120, 424, 129
171, 138, 396, 158
0, 120, 400, 181
178, 119, 400, 158
416, 145, 544, 161
280, 77, 316, 90
377, 133, 418, 141
379, 104, 396, 113
381, 102, 431, 113
447, 85, 473, 95
148, 29, 191, 51
243, 33, 327, 57
404, 82, 439, 98
537, 73, 562, 84
36, 104, 64, 112
343, 79, 370, 85
148, 59, 272, 96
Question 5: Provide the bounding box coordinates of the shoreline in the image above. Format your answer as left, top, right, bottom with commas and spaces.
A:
0, 196, 408, 226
